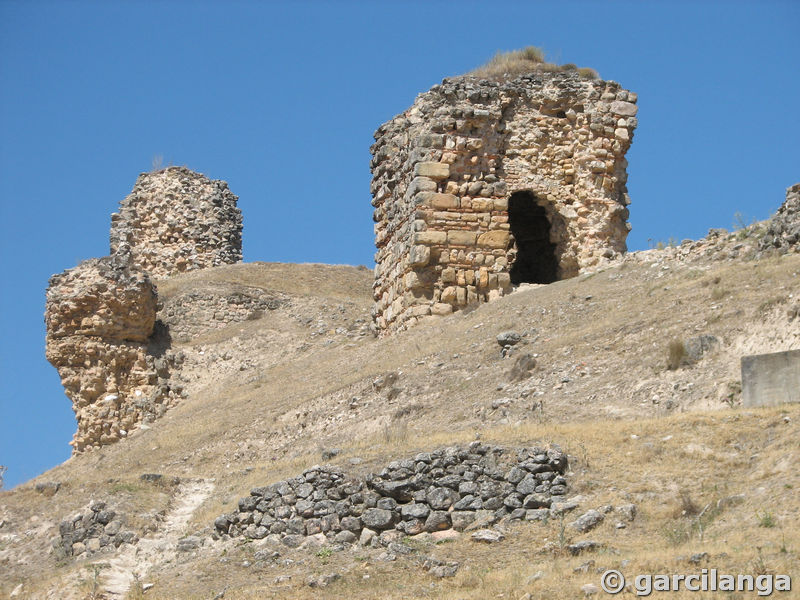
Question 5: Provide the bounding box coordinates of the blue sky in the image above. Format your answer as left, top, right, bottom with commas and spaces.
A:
1, 1, 798, 489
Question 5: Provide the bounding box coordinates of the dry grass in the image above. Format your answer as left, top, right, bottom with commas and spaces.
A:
467, 46, 599, 81
137, 407, 799, 599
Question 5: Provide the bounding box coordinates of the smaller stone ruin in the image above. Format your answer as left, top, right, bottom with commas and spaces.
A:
55, 501, 138, 559
215, 442, 570, 546
110, 166, 243, 279
45, 253, 183, 451
46, 167, 242, 452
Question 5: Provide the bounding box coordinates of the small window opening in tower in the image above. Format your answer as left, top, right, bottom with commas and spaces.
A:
508, 191, 559, 285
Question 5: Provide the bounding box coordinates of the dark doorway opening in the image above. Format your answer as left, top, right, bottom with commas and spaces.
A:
508, 191, 559, 285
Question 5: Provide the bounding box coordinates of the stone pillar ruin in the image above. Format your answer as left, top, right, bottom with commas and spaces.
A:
110, 166, 243, 279
370, 71, 637, 333
44, 254, 176, 452
46, 167, 240, 452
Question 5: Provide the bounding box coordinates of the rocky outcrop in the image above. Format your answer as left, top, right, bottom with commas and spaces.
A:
45, 253, 183, 452
215, 442, 570, 545
760, 183, 800, 253
110, 167, 242, 279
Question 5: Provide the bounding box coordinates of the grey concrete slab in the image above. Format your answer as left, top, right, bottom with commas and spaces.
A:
741, 349, 800, 407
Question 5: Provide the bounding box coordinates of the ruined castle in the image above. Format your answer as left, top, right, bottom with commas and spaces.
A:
46, 62, 640, 450
45, 168, 243, 452
370, 70, 637, 332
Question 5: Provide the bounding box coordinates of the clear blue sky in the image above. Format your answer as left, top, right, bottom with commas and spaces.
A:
1, 1, 798, 489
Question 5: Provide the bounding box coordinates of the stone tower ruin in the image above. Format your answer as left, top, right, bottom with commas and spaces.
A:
110, 166, 242, 279
46, 167, 242, 452
370, 70, 637, 332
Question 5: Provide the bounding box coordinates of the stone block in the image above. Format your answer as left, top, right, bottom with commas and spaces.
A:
447, 231, 478, 245
422, 193, 459, 210
441, 286, 457, 304
403, 272, 425, 290
431, 303, 453, 316
414, 162, 450, 180
610, 100, 638, 116
477, 230, 510, 248
741, 350, 800, 407
408, 245, 431, 267
413, 231, 447, 245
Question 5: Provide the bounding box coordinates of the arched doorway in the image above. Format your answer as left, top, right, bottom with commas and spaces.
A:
508, 191, 559, 285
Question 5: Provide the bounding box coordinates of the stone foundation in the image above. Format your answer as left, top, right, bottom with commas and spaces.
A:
215, 442, 569, 545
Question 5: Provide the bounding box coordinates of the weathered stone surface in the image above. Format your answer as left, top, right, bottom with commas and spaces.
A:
110, 167, 242, 279
424, 511, 451, 532
570, 509, 604, 533
414, 162, 450, 180
44, 254, 178, 452
610, 100, 638, 116
471, 529, 505, 543
55, 503, 138, 558
497, 331, 522, 347
759, 184, 800, 253
46, 167, 243, 452
372, 71, 637, 333
477, 230, 511, 248
361, 508, 396, 530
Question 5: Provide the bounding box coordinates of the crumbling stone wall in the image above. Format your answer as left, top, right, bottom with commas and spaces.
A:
371, 71, 637, 332
215, 442, 569, 546
46, 167, 239, 452
760, 183, 800, 253
45, 254, 184, 452
55, 501, 138, 559
158, 285, 287, 342
110, 166, 243, 279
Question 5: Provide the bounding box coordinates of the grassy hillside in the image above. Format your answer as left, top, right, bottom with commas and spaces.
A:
1, 250, 798, 599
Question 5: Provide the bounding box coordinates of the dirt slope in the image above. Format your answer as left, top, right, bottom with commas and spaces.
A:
1, 248, 798, 599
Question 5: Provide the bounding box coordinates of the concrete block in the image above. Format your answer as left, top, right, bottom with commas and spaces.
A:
741, 349, 800, 407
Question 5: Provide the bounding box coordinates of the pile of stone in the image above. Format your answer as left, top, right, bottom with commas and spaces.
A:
215, 442, 568, 547
54, 501, 138, 559
760, 183, 800, 253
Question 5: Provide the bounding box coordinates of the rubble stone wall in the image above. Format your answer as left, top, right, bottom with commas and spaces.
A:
110, 166, 243, 279
158, 285, 288, 342
47, 167, 242, 452
760, 183, 800, 253
215, 442, 569, 546
371, 71, 637, 332
45, 254, 185, 452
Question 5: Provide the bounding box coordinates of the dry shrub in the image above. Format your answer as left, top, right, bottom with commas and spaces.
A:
468, 46, 598, 80
667, 339, 686, 370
